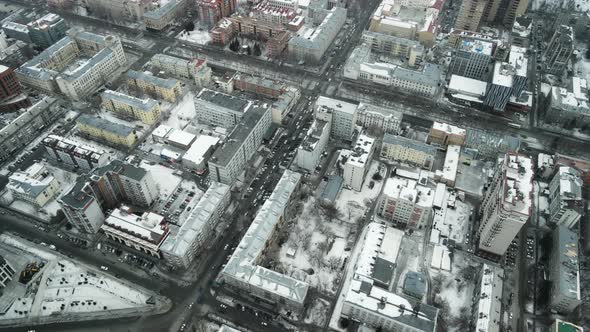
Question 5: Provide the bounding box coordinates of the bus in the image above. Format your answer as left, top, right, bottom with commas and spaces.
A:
508, 123, 522, 129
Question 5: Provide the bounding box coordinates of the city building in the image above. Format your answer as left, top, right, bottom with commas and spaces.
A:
27, 13, 68, 49
343, 134, 376, 191
314, 96, 358, 141
435, 145, 461, 187
447, 74, 488, 107
478, 153, 533, 257
166, 129, 196, 150
196, 0, 237, 28
59, 160, 158, 233
252, 1, 298, 26
344, 45, 441, 97
182, 135, 220, 173
481, 0, 528, 28
126, 70, 181, 102
76, 114, 138, 147
16, 30, 127, 100
233, 73, 285, 98
464, 128, 521, 158
380, 134, 437, 170
550, 225, 581, 314
546, 86, 590, 127
101, 90, 161, 125
288, 7, 346, 64
454, 0, 486, 31
144, 0, 187, 31
484, 62, 516, 112
319, 175, 343, 206
7, 163, 60, 207
0, 97, 63, 162
550, 319, 584, 332
192, 58, 212, 87
2, 21, 31, 43
449, 30, 508, 61
427, 122, 466, 147
356, 102, 402, 134
151, 54, 192, 79
472, 264, 504, 332
377, 175, 434, 229
220, 170, 310, 312
101, 206, 170, 258
271, 86, 300, 124
194, 88, 251, 128
78, 0, 152, 22
449, 38, 494, 80
41, 135, 111, 170
0, 40, 35, 69
0, 255, 15, 289
340, 223, 439, 332
512, 16, 532, 48
208, 105, 271, 185
361, 30, 424, 67
544, 25, 574, 76
402, 271, 427, 300
548, 167, 584, 229
160, 182, 231, 268
295, 119, 330, 171
0, 65, 30, 112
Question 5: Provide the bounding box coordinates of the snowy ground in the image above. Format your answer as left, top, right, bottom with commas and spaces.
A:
303, 298, 330, 327
176, 27, 211, 45
455, 155, 495, 197
532, 0, 590, 12
534, 181, 551, 230
334, 160, 385, 224
162, 91, 197, 130
138, 160, 182, 199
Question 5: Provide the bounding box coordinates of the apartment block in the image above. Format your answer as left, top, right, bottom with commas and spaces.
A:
252, 1, 298, 26
101, 90, 161, 125
548, 167, 584, 229
197, 0, 237, 28
144, 0, 187, 31
544, 25, 574, 76
7, 163, 60, 207
315, 96, 358, 141
126, 70, 182, 102
194, 88, 251, 128
42, 135, 111, 170
550, 225, 581, 314
478, 153, 533, 256
546, 86, 590, 127
377, 176, 435, 229
380, 134, 437, 170
0, 65, 30, 112
271, 86, 300, 124
356, 102, 402, 134
450, 38, 493, 80
160, 181, 231, 268
472, 264, 504, 332
295, 119, 330, 171
361, 30, 424, 67
233, 73, 285, 98
0, 97, 62, 162
454, 0, 486, 31
220, 170, 309, 312
76, 114, 138, 147
427, 122, 466, 147
208, 105, 271, 185
80, 0, 152, 22
343, 134, 376, 191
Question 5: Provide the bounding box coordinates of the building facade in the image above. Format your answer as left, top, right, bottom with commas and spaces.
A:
7, 163, 60, 207
449, 38, 493, 80
548, 167, 584, 229
42, 135, 111, 170
144, 0, 187, 30
126, 70, 182, 102
27, 13, 68, 49
544, 25, 574, 76
377, 176, 435, 229
427, 122, 466, 147
196, 0, 237, 28
356, 102, 402, 134
546, 86, 590, 127
343, 134, 376, 191
296, 119, 330, 171
0, 64, 30, 112
76, 114, 138, 147
194, 88, 250, 128
380, 134, 437, 170
454, 0, 486, 31
101, 90, 161, 125
315, 96, 358, 141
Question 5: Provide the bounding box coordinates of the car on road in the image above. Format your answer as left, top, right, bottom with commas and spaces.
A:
100, 266, 109, 271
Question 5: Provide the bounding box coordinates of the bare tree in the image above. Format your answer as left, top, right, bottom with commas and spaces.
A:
322, 203, 341, 222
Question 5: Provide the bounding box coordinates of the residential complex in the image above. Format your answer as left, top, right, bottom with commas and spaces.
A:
101, 90, 161, 125
454, 0, 486, 31
220, 170, 310, 311
356, 102, 402, 134
295, 119, 330, 171
361, 30, 424, 67
478, 153, 533, 256
42, 135, 111, 170
144, 0, 187, 31
58, 160, 159, 233
380, 134, 437, 170
208, 105, 271, 185
160, 182, 231, 268
550, 225, 581, 314
377, 175, 435, 229
126, 70, 182, 102
315, 96, 358, 141
194, 88, 251, 128
7, 163, 60, 207
76, 114, 138, 147
342, 134, 376, 191
548, 167, 584, 229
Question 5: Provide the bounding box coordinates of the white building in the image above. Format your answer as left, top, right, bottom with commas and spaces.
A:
101, 207, 170, 257
548, 167, 584, 229
546, 86, 590, 127
381, 134, 437, 170
343, 134, 376, 191
42, 135, 111, 170
167, 129, 197, 150
473, 264, 504, 332
195, 88, 252, 129
356, 102, 402, 134
295, 119, 330, 171
377, 175, 435, 229
315, 96, 358, 141
220, 170, 309, 311
362, 30, 424, 67
288, 7, 346, 64
435, 145, 460, 186
160, 181, 231, 268
271, 86, 300, 124
550, 225, 581, 314
182, 135, 220, 173
209, 105, 272, 185
7, 163, 60, 207
478, 153, 533, 256
151, 53, 193, 78
447, 75, 487, 106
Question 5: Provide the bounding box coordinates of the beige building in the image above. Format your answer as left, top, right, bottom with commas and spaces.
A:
427, 122, 466, 147
77, 114, 138, 147
380, 134, 437, 170
101, 90, 161, 125
80, 0, 152, 21
144, 0, 186, 30
454, 0, 486, 31
7, 163, 60, 207
127, 70, 182, 102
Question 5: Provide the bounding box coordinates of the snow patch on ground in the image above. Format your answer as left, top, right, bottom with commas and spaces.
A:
303, 298, 330, 327
177, 28, 211, 45
163, 91, 196, 130
138, 160, 182, 198
335, 160, 385, 223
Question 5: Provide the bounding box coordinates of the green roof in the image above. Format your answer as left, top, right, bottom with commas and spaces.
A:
558, 321, 582, 332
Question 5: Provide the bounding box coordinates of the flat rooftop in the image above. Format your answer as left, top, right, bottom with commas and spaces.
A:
316, 96, 357, 115
196, 88, 250, 113
382, 176, 435, 208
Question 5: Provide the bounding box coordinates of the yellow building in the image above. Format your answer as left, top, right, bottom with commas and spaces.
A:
77, 114, 138, 147
101, 90, 161, 125
381, 134, 437, 170
7, 163, 60, 207
126, 70, 182, 102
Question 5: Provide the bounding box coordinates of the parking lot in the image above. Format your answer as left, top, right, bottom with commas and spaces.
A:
158, 186, 199, 225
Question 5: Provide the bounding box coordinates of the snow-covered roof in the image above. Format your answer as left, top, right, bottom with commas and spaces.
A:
502, 153, 533, 216
382, 177, 435, 208
432, 121, 466, 136
458, 38, 494, 56
152, 124, 173, 139
440, 144, 460, 184
167, 129, 196, 148
555, 167, 583, 201
127, 70, 179, 89
492, 62, 514, 87
508, 46, 527, 78
448, 75, 487, 97
42, 135, 108, 163
102, 207, 168, 247
221, 170, 309, 305
346, 134, 375, 168
160, 148, 181, 160
182, 135, 220, 165
7, 163, 57, 199
355, 223, 403, 281
430, 245, 451, 271
316, 96, 357, 115
553, 225, 581, 305
474, 264, 504, 332
571, 76, 588, 101
102, 90, 158, 112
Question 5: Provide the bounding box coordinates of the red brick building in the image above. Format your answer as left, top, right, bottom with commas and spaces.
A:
0, 65, 30, 112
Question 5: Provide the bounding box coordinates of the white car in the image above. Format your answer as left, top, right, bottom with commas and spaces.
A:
100, 266, 109, 271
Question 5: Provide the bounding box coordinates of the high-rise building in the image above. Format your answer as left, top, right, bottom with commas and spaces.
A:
377, 176, 435, 229
196, 0, 237, 27
482, 0, 528, 28
478, 153, 533, 257
550, 225, 581, 314
454, 0, 486, 31
315, 96, 358, 141
342, 134, 375, 191
548, 167, 584, 229
450, 38, 494, 80
544, 25, 574, 76
27, 13, 69, 49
